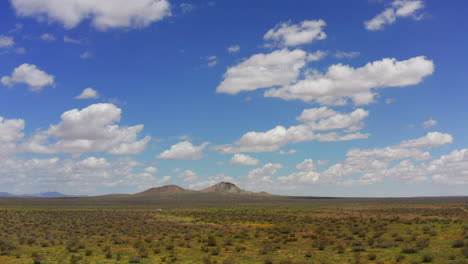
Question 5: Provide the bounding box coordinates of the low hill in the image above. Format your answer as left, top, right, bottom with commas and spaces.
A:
135, 185, 193, 196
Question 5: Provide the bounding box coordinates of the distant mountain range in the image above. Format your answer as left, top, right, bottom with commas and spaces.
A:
0, 182, 466, 207
0, 182, 262, 199
0, 191, 68, 198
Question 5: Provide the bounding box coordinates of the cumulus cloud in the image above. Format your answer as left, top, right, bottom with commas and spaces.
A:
22, 103, 151, 155
177, 169, 198, 183
264, 19, 327, 47
0, 35, 15, 48
0, 155, 172, 194
158, 141, 209, 160
1, 63, 55, 91
278, 130, 461, 187
307, 50, 327, 61
75, 88, 100, 99
0, 116, 25, 157
299, 108, 369, 132
399, 132, 453, 148
365, 0, 424, 31
227, 45, 240, 53
429, 149, 468, 185
423, 118, 437, 129
11, 0, 171, 30
296, 159, 315, 171
217, 107, 370, 153
247, 163, 282, 181
265, 56, 434, 105
228, 154, 261, 165
216, 49, 309, 94
76, 156, 110, 169
276, 160, 320, 185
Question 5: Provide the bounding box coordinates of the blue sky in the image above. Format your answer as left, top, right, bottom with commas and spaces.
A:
0, 0, 466, 196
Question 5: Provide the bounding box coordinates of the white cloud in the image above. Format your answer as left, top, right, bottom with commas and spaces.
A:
219, 125, 314, 153
0, 116, 25, 157
158, 141, 209, 160
64, 36, 81, 44
216, 49, 309, 94
296, 159, 315, 171
0, 117, 25, 142
22, 103, 151, 155
188, 174, 235, 190
365, 0, 424, 31
218, 107, 370, 153
346, 147, 431, 162
77, 157, 110, 169
423, 118, 437, 129
277, 149, 297, 155
277, 131, 459, 187
75, 88, 100, 99
0, 35, 15, 48
299, 107, 369, 132
399, 132, 453, 148
314, 132, 370, 142
228, 154, 260, 165
307, 50, 327, 61
0, 155, 171, 194
282, 132, 459, 186
80, 51, 93, 59
264, 19, 327, 47
180, 3, 195, 14
144, 166, 158, 174
265, 56, 434, 105
279, 170, 320, 184
206, 56, 218, 67
335, 51, 360, 59
227, 45, 240, 53
40, 33, 55, 42
382, 160, 428, 182
247, 163, 282, 181
1, 63, 55, 91
429, 149, 468, 185
177, 170, 198, 183
11, 0, 171, 30
296, 107, 339, 122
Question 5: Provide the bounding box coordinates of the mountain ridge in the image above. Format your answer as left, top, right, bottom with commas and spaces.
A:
135, 182, 267, 196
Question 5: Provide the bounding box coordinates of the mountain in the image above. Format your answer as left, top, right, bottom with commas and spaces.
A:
135, 185, 193, 196
0, 192, 13, 197
200, 182, 251, 194
32, 192, 68, 197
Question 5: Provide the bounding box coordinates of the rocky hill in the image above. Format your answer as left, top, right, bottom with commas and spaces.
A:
200, 182, 251, 194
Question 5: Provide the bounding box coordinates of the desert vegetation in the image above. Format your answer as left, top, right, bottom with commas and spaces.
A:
0, 201, 466, 264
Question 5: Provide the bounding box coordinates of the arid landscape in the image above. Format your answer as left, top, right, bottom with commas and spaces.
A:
0, 182, 466, 264
1, 0, 467, 263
